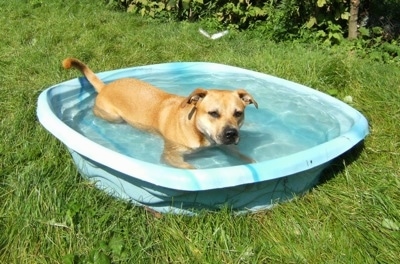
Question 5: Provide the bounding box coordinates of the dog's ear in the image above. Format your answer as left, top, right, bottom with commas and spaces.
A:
237, 89, 258, 109
181, 88, 208, 108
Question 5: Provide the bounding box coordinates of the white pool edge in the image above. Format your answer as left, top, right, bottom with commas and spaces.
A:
37, 62, 369, 191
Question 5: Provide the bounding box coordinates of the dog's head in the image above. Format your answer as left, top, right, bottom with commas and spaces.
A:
182, 88, 258, 145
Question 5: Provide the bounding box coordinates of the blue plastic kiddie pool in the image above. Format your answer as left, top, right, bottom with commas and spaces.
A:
37, 62, 369, 214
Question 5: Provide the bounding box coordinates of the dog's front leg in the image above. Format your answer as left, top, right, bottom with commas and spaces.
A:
162, 140, 195, 169
219, 145, 256, 164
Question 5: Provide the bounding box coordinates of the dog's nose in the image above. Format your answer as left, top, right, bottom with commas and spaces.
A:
223, 128, 239, 144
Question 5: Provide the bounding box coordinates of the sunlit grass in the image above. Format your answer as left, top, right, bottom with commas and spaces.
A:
1, 0, 399, 263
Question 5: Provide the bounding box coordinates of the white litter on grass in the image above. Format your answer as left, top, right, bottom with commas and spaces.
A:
343, 95, 353, 104
199, 28, 229, 40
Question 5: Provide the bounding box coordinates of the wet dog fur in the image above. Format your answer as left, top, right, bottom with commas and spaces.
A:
62, 58, 258, 169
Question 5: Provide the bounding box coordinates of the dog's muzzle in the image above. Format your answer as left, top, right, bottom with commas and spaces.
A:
221, 127, 239, 145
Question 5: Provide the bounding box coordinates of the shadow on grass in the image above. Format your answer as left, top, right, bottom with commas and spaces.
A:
318, 140, 366, 185
365, 0, 400, 39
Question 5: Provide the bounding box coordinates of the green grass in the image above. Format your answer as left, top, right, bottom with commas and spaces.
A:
1, 0, 399, 263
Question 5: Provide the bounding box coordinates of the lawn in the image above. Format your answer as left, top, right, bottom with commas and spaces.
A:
0, 0, 399, 263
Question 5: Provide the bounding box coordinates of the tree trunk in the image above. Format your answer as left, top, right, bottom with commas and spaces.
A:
348, 0, 360, 40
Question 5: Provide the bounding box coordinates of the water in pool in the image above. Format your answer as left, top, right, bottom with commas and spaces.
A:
60, 71, 353, 169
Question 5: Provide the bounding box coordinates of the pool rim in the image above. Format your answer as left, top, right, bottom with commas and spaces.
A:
36, 62, 369, 191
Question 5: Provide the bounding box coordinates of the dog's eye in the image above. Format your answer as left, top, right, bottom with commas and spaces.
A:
208, 111, 220, 118
234, 111, 243, 118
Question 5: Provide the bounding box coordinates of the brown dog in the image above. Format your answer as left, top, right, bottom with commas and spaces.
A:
63, 58, 258, 169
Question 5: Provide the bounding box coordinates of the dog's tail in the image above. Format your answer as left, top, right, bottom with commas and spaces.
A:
62, 58, 105, 93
